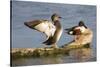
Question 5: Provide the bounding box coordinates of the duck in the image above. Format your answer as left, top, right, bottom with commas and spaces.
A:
64, 21, 93, 47
24, 13, 63, 48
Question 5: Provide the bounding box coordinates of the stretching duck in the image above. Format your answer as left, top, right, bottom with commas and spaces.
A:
24, 13, 62, 48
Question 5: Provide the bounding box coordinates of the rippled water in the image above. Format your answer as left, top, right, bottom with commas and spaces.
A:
11, 0, 96, 66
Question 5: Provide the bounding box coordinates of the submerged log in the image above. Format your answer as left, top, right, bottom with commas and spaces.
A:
11, 44, 91, 59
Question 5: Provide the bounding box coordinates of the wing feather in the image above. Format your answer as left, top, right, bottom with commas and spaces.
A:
34, 21, 56, 39
25, 20, 56, 40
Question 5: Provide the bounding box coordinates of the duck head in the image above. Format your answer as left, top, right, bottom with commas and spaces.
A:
51, 13, 62, 22
65, 21, 87, 35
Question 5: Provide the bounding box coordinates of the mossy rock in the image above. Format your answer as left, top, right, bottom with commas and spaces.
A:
11, 44, 91, 59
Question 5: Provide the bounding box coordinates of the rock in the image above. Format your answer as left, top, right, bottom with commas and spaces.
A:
11, 44, 90, 59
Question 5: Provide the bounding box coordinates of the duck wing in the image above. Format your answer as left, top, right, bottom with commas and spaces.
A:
24, 20, 56, 40
24, 20, 42, 29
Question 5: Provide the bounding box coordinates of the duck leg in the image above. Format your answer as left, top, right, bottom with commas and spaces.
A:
51, 43, 58, 48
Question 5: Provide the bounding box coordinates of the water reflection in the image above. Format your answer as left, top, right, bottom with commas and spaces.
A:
69, 48, 93, 62
12, 56, 63, 66
42, 56, 63, 64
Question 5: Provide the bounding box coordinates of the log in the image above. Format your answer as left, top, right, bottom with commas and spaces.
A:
11, 44, 91, 59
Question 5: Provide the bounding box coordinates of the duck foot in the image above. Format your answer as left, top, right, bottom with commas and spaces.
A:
50, 44, 58, 48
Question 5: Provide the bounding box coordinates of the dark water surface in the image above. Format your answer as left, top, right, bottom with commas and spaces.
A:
11, 0, 96, 66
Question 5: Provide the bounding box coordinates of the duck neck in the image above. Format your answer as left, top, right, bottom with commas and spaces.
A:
53, 20, 62, 29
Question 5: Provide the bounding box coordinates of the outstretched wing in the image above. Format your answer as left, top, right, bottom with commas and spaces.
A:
24, 20, 56, 40
34, 20, 56, 39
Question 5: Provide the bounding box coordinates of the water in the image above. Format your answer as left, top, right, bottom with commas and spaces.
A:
12, 56, 96, 66
11, 0, 96, 66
